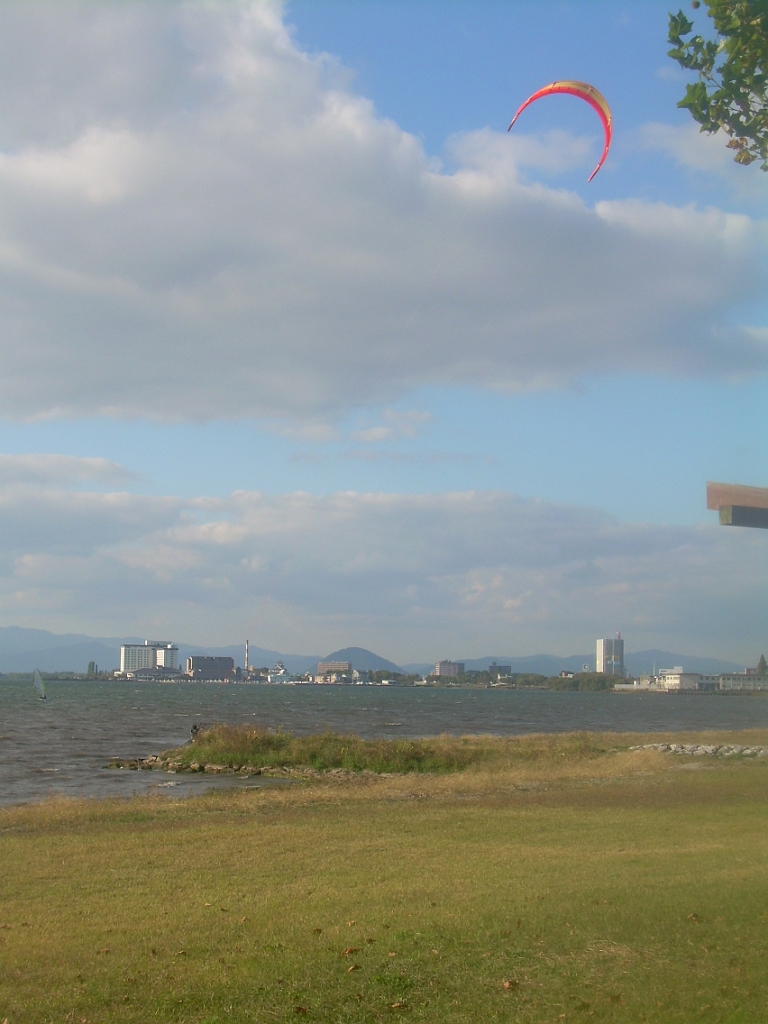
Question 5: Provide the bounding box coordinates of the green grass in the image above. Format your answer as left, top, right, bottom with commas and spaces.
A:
2, 730, 768, 1023
167, 725, 613, 774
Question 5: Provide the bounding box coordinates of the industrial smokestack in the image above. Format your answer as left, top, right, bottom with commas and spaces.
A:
245, 639, 249, 672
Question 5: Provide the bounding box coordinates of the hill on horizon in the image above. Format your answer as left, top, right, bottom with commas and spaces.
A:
321, 648, 402, 673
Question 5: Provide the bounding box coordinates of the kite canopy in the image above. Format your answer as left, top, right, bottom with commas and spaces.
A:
508, 81, 612, 182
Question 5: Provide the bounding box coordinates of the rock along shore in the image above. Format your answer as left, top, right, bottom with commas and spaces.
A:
105, 756, 375, 778
629, 743, 768, 758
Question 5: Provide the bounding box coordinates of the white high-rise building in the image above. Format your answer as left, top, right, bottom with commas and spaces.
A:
120, 641, 178, 673
596, 635, 624, 677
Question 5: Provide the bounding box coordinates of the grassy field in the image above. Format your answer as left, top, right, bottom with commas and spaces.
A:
2, 729, 768, 1024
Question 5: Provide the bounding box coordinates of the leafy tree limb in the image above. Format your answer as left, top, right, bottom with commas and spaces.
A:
668, 1, 768, 169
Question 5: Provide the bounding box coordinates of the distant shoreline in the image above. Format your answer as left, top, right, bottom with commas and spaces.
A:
4, 673, 768, 697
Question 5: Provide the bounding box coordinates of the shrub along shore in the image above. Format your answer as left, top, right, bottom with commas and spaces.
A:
107, 724, 768, 777
107, 726, 624, 776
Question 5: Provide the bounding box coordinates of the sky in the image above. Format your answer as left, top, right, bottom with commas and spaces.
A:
0, 0, 765, 662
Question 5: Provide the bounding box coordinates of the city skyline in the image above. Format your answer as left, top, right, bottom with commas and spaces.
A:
0, 624, 754, 679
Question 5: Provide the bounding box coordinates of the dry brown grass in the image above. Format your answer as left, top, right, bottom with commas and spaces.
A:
2, 729, 768, 1023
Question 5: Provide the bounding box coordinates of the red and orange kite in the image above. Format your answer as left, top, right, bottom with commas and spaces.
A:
508, 81, 613, 182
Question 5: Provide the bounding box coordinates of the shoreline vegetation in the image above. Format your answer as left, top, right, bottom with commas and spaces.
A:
107, 725, 768, 778
3, 727, 768, 1023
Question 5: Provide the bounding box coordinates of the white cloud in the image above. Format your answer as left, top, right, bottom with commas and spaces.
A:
352, 409, 431, 443
0, 477, 765, 662
639, 122, 768, 203
0, 2, 763, 424
655, 66, 686, 83
0, 128, 145, 205
0, 485, 180, 559
0, 454, 133, 486
448, 127, 596, 177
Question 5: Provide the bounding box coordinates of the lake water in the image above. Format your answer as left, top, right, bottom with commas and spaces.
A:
3, 680, 768, 806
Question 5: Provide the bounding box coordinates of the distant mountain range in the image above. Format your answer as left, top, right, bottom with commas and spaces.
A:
0, 628, 401, 675
0, 626, 746, 677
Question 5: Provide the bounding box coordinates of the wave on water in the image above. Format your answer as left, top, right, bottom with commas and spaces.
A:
3, 681, 768, 805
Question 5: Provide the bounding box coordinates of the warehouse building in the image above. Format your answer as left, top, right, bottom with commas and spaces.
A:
185, 656, 236, 680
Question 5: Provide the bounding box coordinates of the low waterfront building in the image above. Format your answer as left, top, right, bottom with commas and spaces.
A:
316, 660, 351, 675
267, 661, 289, 683
614, 677, 665, 691
315, 670, 354, 684
658, 670, 704, 691
615, 669, 768, 693
717, 672, 768, 691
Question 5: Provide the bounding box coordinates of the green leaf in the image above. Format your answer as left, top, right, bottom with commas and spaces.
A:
667, 0, 768, 170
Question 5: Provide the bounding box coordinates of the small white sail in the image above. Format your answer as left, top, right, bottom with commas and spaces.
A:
33, 668, 46, 700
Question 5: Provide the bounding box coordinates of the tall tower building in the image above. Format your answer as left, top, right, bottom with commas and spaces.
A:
596, 634, 624, 677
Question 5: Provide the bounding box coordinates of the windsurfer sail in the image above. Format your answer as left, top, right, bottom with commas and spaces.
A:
33, 668, 46, 700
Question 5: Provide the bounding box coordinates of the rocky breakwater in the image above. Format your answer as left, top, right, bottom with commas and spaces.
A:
105, 755, 354, 778
106, 755, 264, 775
629, 742, 768, 758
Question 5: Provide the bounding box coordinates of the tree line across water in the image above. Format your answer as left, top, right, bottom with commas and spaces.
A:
372, 670, 616, 690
